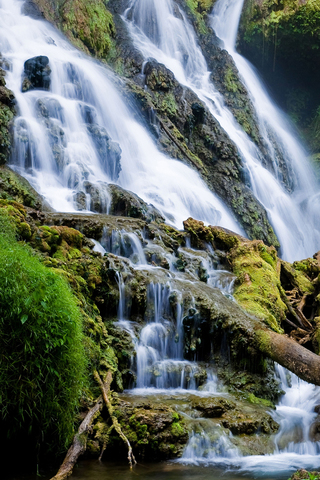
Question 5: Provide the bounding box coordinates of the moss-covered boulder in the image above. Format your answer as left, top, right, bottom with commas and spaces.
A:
105, 400, 189, 459
0, 165, 45, 209
289, 470, 320, 480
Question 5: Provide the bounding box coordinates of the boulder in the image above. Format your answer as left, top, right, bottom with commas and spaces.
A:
107, 183, 165, 223
22, 56, 51, 92
191, 396, 235, 418
87, 124, 121, 181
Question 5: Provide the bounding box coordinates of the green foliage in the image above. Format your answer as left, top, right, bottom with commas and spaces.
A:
0, 211, 86, 452
185, 0, 216, 34
308, 473, 320, 480
61, 0, 115, 57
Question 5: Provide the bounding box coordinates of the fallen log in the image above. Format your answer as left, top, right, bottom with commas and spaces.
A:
50, 397, 103, 480
257, 329, 320, 385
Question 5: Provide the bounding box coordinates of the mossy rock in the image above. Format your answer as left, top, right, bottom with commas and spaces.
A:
0, 166, 45, 209
190, 396, 236, 417
230, 240, 286, 332
32, 0, 115, 58
105, 400, 189, 459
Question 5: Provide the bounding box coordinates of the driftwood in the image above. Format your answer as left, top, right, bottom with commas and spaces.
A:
50, 397, 103, 480
94, 370, 136, 469
50, 370, 136, 479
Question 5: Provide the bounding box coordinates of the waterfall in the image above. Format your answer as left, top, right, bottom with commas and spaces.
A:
123, 0, 320, 472
180, 365, 320, 473
124, 0, 320, 261
0, 0, 241, 232
2, 0, 320, 474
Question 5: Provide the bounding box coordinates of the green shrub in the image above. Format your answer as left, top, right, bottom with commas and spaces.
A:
0, 212, 86, 454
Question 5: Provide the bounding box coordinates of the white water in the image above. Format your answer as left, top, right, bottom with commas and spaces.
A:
0, 0, 241, 232
181, 366, 320, 474
124, 0, 320, 262
1, 0, 320, 474
123, 0, 320, 472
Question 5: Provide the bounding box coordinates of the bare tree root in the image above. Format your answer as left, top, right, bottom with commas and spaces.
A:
94, 370, 136, 469
50, 397, 103, 480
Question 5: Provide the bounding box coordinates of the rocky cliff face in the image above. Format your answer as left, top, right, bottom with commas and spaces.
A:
26, 0, 279, 246
238, 0, 320, 167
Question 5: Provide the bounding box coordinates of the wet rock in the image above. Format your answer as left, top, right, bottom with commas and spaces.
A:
231, 433, 276, 456
222, 410, 278, 435
22, 0, 44, 19
22, 56, 51, 92
107, 184, 165, 223
309, 417, 320, 442
79, 104, 97, 125
87, 124, 122, 181
144, 60, 175, 92
83, 181, 110, 213
191, 103, 205, 125
73, 191, 87, 211
35, 97, 64, 123
0, 83, 15, 108
190, 396, 235, 418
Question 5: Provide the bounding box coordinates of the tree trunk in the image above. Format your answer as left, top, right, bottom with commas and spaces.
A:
259, 329, 320, 385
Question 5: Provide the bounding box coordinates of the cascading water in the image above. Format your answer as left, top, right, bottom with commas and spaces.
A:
124, 0, 320, 262
0, 0, 241, 232
2, 0, 320, 476
123, 0, 320, 473
181, 366, 320, 474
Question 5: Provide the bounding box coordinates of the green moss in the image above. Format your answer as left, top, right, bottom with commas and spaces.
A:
247, 393, 274, 408
225, 66, 240, 94
256, 329, 272, 355
171, 421, 186, 437
0, 167, 44, 209
0, 104, 14, 165
185, 0, 216, 34
158, 93, 178, 118
281, 260, 314, 295
229, 240, 285, 332
60, 0, 115, 58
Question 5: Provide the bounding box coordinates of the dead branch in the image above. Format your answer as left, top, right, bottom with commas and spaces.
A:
297, 294, 307, 312
99, 425, 114, 462
94, 370, 136, 469
296, 307, 313, 331
281, 290, 312, 331
298, 334, 312, 345
283, 317, 304, 330
50, 397, 103, 480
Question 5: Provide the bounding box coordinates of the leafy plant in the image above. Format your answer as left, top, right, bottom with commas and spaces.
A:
0, 211, 86, 454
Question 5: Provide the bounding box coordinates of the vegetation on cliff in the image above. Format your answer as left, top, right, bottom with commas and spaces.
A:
32, 0, 115, 57
239, 0, 320, 159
